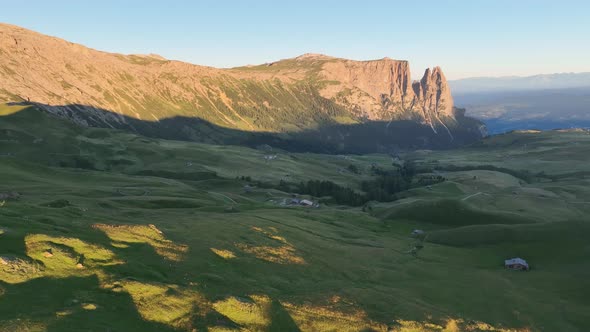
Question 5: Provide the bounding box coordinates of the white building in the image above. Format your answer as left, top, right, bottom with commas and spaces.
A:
504, 258, 529, 271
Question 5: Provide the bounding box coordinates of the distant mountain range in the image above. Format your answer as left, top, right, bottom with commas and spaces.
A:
451, 73, 590, 134
450, 72, 590, 94
0, 23, 484, 152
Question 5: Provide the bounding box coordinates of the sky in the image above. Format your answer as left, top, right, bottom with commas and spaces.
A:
1, 0, 589, 79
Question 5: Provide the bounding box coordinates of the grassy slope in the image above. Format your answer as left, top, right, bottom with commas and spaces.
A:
1, 104, 589, 331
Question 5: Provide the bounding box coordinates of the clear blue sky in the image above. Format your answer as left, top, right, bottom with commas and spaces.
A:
1, 0, 589, 79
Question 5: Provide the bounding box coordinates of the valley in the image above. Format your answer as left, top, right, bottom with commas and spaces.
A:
1, 103, 589, 331
451, 74, 590, 134
1, 15, 589, 332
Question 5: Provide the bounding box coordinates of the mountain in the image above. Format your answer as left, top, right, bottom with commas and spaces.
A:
0, 23, 484, 151
450, 72, 590, 134
450, 72, 590, 94
454, 87, 590, 134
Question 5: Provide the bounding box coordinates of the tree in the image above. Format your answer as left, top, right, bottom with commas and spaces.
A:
347, 164, 360, 174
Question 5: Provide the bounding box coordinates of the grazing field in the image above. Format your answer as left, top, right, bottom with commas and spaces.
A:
1, 105, 589, 331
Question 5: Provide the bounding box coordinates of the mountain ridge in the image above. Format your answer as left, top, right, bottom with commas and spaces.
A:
0, 23, 484, 151
450, 72, 590, 94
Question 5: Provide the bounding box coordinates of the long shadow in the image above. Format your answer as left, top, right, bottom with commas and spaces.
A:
98, 241, 178, 283
0, 275, 178, 332
268, 299, 301, 332
3, 102, 484, 154
2, 102, 543, 331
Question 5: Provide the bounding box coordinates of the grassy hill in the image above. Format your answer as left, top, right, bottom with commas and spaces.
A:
1, 104, 589, 331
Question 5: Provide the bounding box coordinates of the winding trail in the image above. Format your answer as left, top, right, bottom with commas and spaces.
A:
461, 192, 485, 201
207, 191, 237, 204
390, 198, 424, 206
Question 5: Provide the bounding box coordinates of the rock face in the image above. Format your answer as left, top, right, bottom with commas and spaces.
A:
0, 23, 482, 150
319, 59, 454, 128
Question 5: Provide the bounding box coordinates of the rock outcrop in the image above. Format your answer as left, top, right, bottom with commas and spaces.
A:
319, 58, 454, 128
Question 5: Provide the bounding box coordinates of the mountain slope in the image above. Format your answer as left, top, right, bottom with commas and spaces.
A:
0, 23, 484, 151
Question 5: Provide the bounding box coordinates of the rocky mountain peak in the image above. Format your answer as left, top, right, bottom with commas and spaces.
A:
413, 66, 454, 118
319, 57, 454, 124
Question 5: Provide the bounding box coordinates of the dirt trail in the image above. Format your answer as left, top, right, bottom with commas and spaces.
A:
461, 192, 487, 201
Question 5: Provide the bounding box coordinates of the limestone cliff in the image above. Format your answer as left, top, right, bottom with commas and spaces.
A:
318, 57, 454, 129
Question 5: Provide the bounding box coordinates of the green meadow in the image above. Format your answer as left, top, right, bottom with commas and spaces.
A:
1, 104, 589, 331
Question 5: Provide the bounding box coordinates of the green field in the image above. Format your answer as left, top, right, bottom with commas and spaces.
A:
1, 104, 589, 331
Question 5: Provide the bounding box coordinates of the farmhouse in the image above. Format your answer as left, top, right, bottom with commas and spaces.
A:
283, 198, 317, 207
505, 257, 529, 271
300, 199, 314, 206
411, 229, 425, 236
263, 155, 277, 162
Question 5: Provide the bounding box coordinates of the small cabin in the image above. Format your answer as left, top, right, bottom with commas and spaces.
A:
300, 199, 314, 206
505, 258, 529, 271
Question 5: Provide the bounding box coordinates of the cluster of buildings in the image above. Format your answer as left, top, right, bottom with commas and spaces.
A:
281, 197, 319, 208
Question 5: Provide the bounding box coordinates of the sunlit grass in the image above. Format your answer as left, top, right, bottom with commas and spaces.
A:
55, 309, 74, 317
111, 242, 130, 248
93, 223, 188, 261
0, 319, 47, 332
251, 226, 287, 243
281, 300, 386, 332
213, 295, 271, 330
236, 226, 306, 265
1, 234, 121, 284
388, 318, 532, 332
112, 280, 202, 328
25, 234, 121, 276
206, 327, 240, 332
0, 255, 40, 284
236, 244, 306, 265
211, 248, 236, 259
81, 303, 98, 310
0, 103, 28, 116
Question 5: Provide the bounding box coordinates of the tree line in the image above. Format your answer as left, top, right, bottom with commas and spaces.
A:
433, 164, 536, 183
249, 162, 444, 206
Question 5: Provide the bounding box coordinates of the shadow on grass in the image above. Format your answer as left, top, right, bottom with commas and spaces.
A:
268, 299, 301, 332
0, 275, 178, 332
2, 102, 484, 154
